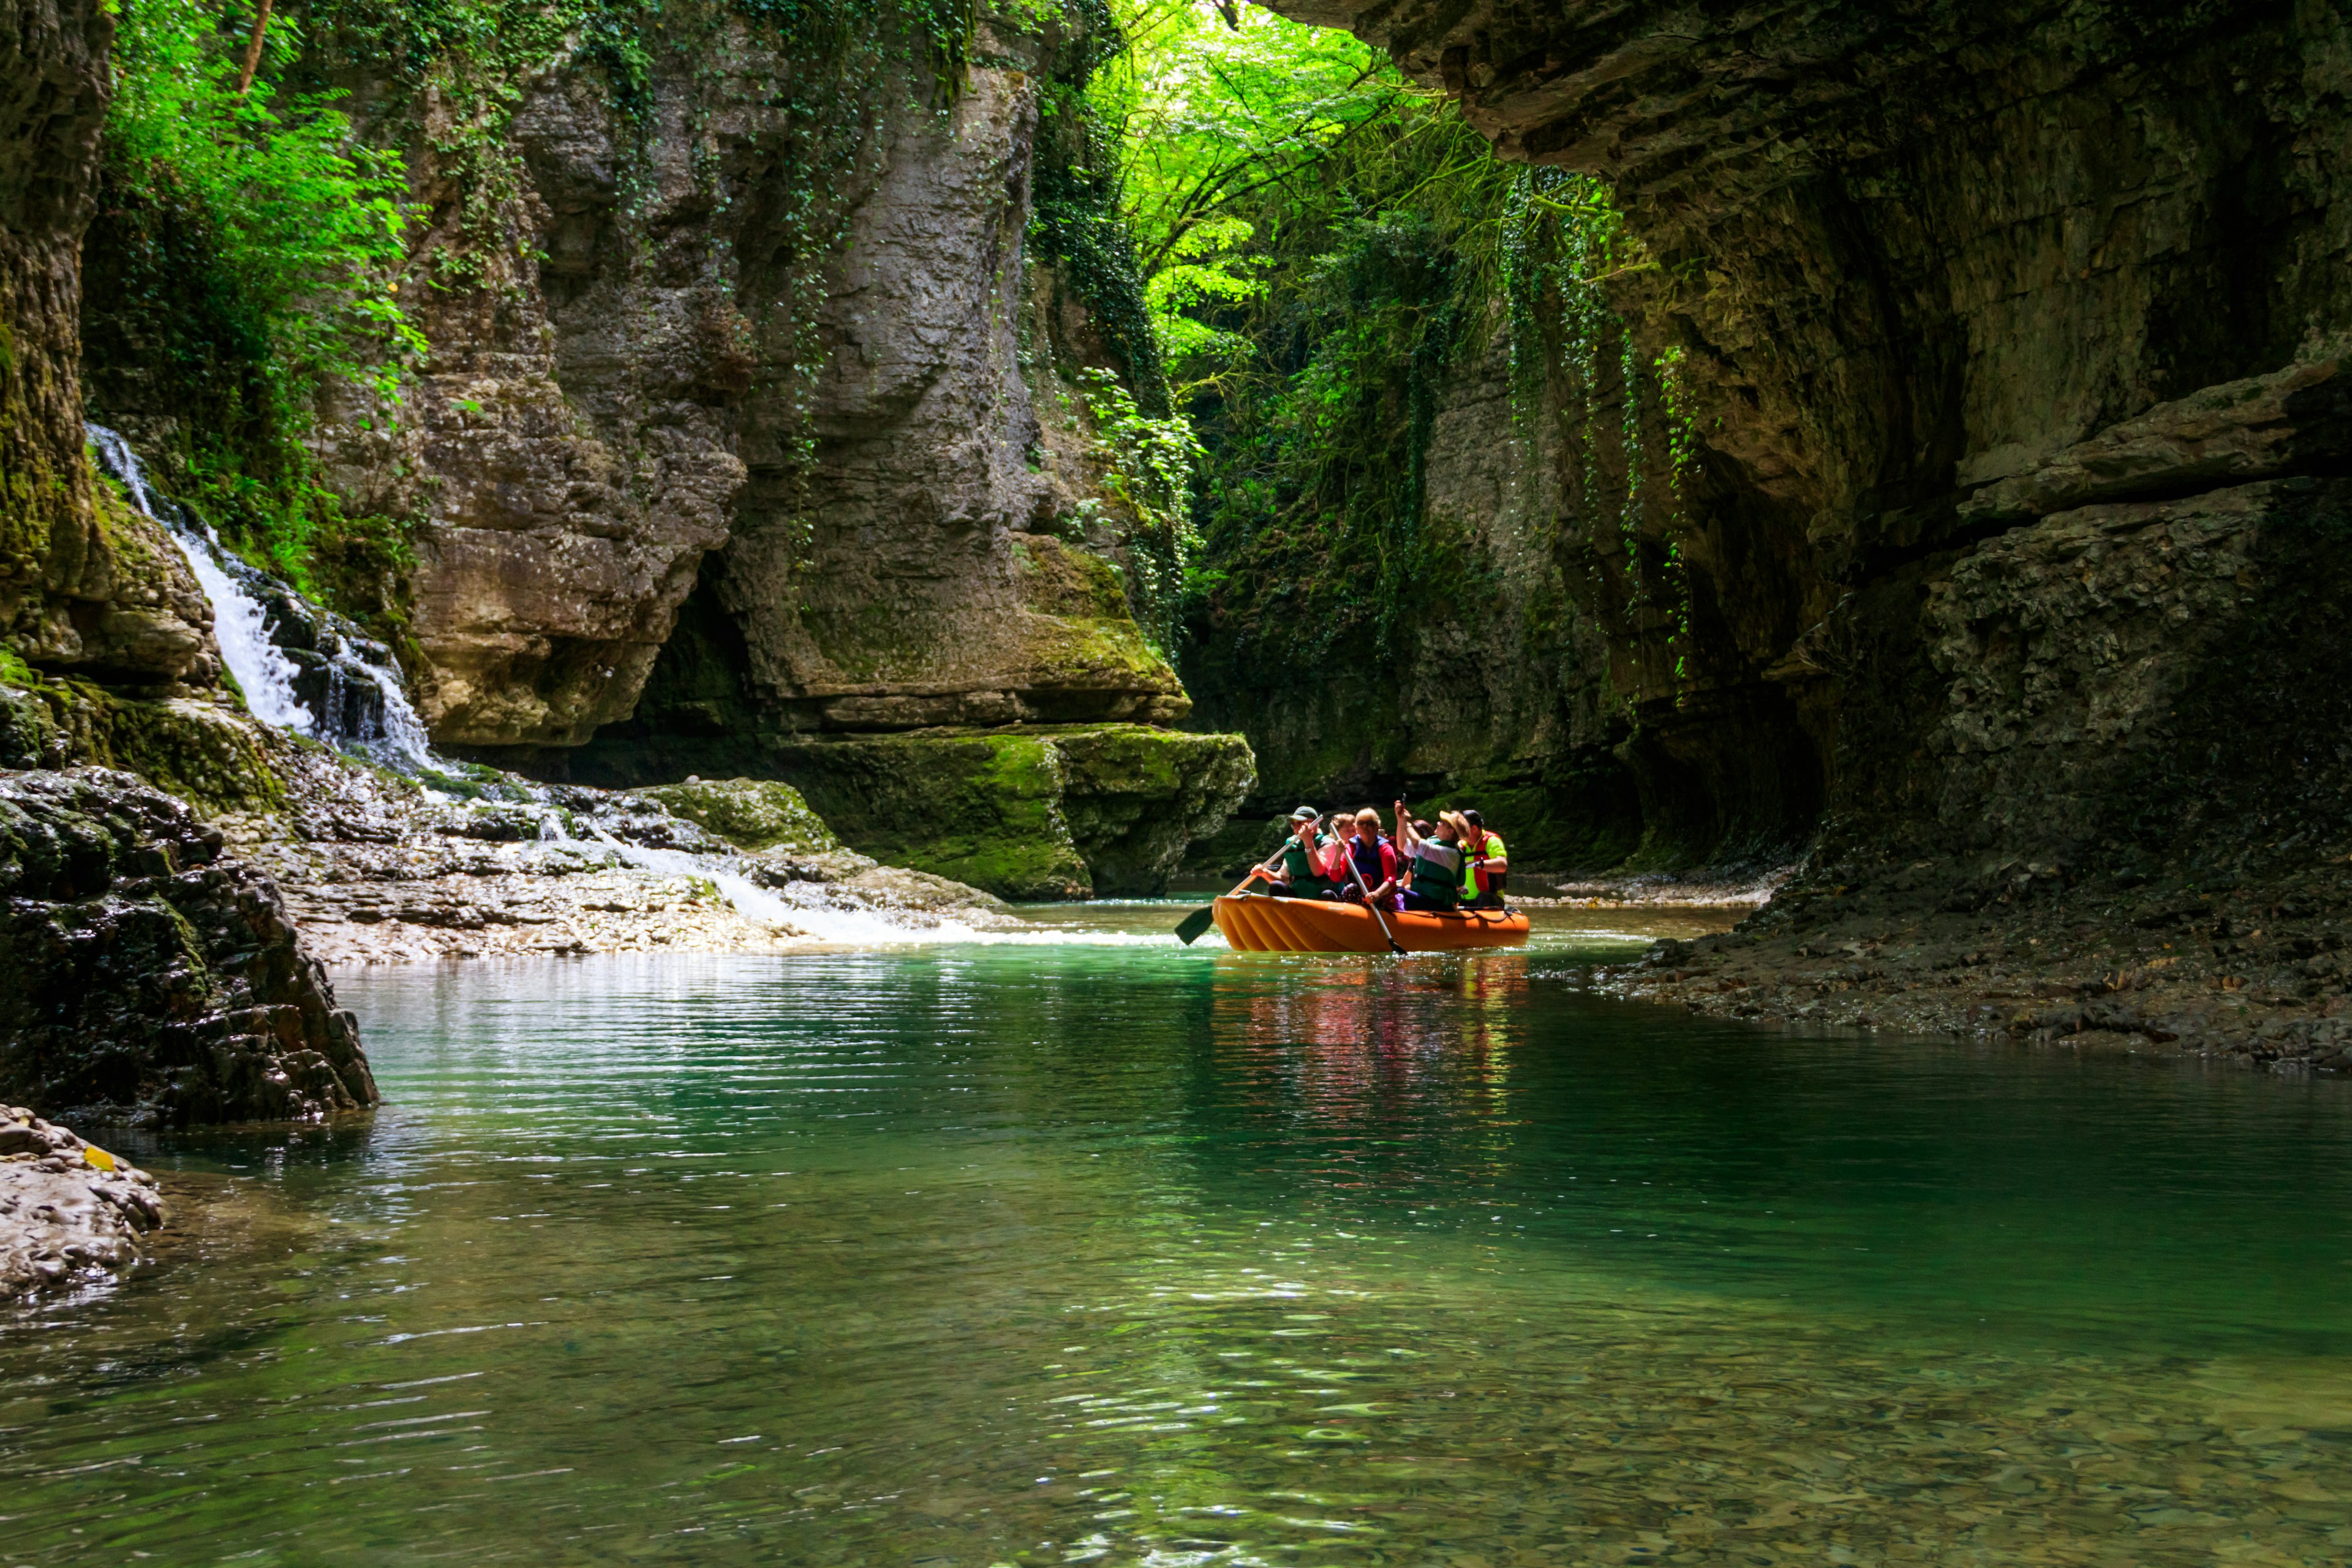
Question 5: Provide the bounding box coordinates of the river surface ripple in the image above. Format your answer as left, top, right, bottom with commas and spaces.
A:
6, 906, 2352, 1566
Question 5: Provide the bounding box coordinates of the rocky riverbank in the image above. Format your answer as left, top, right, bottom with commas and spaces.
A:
0, 1107, 165, 1300
227, 752, 1017, 964
1597, 856, 2352, 1074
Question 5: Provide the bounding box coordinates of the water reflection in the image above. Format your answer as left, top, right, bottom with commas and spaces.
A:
3, 935, 2351, 1566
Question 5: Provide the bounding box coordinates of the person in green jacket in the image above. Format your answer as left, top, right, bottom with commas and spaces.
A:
1390, 802, 1463, 913
1266, 806, 1337, 899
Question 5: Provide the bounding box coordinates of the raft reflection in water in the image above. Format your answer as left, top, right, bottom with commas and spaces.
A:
1212, 892, 1529, 952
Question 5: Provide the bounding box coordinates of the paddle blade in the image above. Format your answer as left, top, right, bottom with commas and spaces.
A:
1174, 904, 1218, 946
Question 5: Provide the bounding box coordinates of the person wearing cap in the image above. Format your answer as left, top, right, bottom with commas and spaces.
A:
1267, 807, 1337, 899
1458, 809, 1508, 908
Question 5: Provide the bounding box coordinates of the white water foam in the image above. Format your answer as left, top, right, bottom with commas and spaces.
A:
357, 661, 438, 767
582, 827, 1209, 948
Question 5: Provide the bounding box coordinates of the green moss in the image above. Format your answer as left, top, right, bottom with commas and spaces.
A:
631, 777, 840, 854
769, 733, 1091, 899
0, 646, 32, 686
16, 679, 282, 814
1053, 726, 1254, 892
1014, 535, 1134, 621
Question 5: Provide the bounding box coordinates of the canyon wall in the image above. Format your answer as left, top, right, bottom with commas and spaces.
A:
272, 2, 1192, 752
1183, 329, 1646, 870
1247, 0, 2352, 889
0, 0, 214, 687
66, 0, 1252, 892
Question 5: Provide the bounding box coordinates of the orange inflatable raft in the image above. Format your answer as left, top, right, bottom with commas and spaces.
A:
1212, 893, 1529, 954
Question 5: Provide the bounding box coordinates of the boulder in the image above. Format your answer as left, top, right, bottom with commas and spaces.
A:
630, 777, 841, 855
0, 1104, 165, 1298
0, 767, 375, 1125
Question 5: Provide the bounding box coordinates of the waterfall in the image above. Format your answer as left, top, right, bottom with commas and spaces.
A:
86, 424, 435, 767
88, 425, 317, 733
77, 426, 1163, 949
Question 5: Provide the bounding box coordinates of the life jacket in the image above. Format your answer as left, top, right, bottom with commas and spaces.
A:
1408, 838, 1461, 905
1280, 832, 1326, 883
1461, 830, 1506, 899
1348, 833, 1390, 888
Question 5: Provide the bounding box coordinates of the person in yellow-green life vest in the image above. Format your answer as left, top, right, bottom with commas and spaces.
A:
1459, 810, 1507, 908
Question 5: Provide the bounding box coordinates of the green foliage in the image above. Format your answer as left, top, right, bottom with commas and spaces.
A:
108, 0, 419, 403
1090, 1, 1403, 397
1499, 166, 1702, 680
93, 0, 420, 601
1073, 368, 1204, 652
1101, 6, 1510, 673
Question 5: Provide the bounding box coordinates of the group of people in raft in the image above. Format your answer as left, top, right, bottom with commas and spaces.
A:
1254, 802, 1508, 914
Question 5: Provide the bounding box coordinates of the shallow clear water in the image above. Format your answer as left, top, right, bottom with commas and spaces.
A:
9, 908, 2352, 1566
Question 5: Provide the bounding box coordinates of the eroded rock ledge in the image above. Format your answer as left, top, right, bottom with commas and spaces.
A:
0, 767, 375, 1126
0, 1106, 165, 1300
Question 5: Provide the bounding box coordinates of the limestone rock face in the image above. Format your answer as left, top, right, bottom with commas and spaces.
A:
713, 67, 1189, 733
322, 16, 1184, 750
1253, 0, 2352, 881
0, 0, 213, 684
318, 51, 745, 747
1185, 330, 1646, 870
0, 767, 375, 1125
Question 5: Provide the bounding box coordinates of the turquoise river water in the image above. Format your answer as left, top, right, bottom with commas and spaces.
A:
7, 903, 2352, 1566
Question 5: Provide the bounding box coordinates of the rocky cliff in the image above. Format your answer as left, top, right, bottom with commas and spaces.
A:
0, 0, 215, 687
267, 2, 1194, 750
1242, 0, 2352, 895
48, 0, 1253, 902
1183, 327, 1646, 872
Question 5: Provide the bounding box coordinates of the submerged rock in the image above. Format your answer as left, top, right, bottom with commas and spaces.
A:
0, 767, 375, 1125
0, 1104, 165, 1300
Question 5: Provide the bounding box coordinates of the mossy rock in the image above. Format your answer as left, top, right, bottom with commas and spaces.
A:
0, 678, 62, 769
755, 724, 1254, 899
1, 673, 280, 815
1054, 728, 1256, 894
630, 777, 842, 855
766, 733, 1093, 900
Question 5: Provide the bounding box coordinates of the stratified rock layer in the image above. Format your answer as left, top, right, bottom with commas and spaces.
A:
0, 1105, 164, 1299
0, 767, 375, 1125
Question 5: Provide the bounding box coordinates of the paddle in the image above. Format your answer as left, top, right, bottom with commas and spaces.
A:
1174, 821, 1311, 945
1341, 835, 1405, 954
